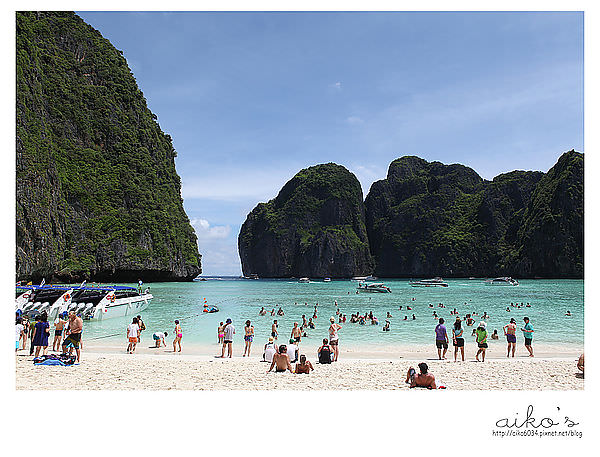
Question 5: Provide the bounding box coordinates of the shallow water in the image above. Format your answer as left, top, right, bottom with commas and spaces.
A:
81, 278, 583, 350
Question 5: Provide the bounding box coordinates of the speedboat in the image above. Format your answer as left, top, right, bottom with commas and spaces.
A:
242, 274, 259, 280
298, 277, 310, 283
357, 282, 391, 293
323, 277, 331, 282
485, 277, 519, 286
409, 277, 449, 287
15, 284, 152, 321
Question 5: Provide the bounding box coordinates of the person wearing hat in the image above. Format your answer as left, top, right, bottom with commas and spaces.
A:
328, 316, 342, 362
263, 337, 277, 362
452, 317, 465, 362
503, 318, 517, 357
220, 318, 235, 358
475, 321, 488, 362
286, 338, 299, 363
521, 317, 534, 357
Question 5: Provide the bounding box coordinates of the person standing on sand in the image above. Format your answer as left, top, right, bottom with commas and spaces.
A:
271, 320, 278, 340
52, 312, 67, 352
452, 318, 465, 362
503, 318, 517, 357
173, 320, 182, 352
243, 320, 254, 357
62, 311, 83, 363
217, 322, 224, 344
475, 322, 488, 362
29, 316, 38, 356
435, 318, 449, 360
521, 317, 534, 357
32, 312, 50, 357
126, 317, 140, 354
15, 318, 24, 352
136, 315, 145, 342
221, 318, 235, 358
329, 317, 342, 362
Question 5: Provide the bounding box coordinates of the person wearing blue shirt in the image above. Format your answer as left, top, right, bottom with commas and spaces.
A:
521, 317, 534, 357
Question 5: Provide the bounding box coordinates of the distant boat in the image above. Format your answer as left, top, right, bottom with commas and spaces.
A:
485, 277, 519, 286
323, 277, 331, 282
409, 277, 449, 287
243, 274, 259, 280
357, 282, 391, 293
352, 276, 368, 281
298, 277, 310, 283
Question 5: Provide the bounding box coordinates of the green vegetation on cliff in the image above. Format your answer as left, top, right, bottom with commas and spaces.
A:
238, 163, 373, 278
16, 11, 201, 282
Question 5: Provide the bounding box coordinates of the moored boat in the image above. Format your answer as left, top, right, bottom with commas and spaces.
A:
15, 284, 152, 321
485, 277, 519, 286
409, 277, 449, 287
298, 277, 310, 283
357, 282, 391, 293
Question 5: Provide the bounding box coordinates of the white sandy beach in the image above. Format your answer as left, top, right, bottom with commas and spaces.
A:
15, 341, 583, 390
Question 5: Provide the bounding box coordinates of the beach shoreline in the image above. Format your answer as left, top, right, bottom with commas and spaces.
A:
15, 341, 584, 390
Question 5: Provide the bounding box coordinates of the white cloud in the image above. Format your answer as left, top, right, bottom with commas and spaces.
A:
346, 116, 364, 125
190, 218, 231, 240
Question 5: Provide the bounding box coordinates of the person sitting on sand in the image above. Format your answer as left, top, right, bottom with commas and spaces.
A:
286, 338, 299, 363
267, 345, 293, 373
295, 354, 314, 374
263, 337, 277, 362
405, 362, 436, 389
577, 354, 584, 373
152, 331, 168, 348
317, 338, 332, 364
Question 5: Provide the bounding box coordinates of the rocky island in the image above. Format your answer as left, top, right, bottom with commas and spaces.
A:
16, 12, 201, 282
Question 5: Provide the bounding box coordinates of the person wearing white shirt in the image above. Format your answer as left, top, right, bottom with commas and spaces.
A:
127, 317, 140, 353
286, 339, 298, 363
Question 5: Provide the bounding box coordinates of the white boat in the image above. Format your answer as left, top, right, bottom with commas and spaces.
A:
298, 277, 310, 283
409, 277, 449, 287
357, 282, 391, 293
242, 274, 259, 280
485, 277, 519, 286
323, 277, 331, 282
16, 284, 152, 321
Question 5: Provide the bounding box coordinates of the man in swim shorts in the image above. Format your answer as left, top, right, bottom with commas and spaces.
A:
503, 318, 517, 357
434, 318, 449, 360
291, 322, 302, 343
220, 318, 235, 358
267, 345, 293, 373
271, 320, 278, 340
405, 362, 436, 389
62, 311, 83, 362
52, 312, 67, 352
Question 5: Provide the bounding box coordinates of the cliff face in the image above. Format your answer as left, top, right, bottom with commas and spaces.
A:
364, 151, 583, 278
238, 163, 373, 278
508, 151, 583, 278
16, 12, 201, 282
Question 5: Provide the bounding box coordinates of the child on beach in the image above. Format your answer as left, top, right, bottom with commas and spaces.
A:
218, 322, 224, 344
173, 320, 182, 352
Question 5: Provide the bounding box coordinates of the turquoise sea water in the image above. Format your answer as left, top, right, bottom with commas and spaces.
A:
82, 278, 583, 350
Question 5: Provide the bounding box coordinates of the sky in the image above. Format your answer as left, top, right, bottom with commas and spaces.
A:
76, 11, 584, 276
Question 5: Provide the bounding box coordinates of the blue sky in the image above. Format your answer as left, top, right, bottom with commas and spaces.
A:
76, 11, 584, 275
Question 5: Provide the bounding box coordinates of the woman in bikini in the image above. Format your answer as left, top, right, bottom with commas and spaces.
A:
173, 320, 182, 352
217, 322, 224, 344
295, 354, 314, 374
243, 320, 254, 357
